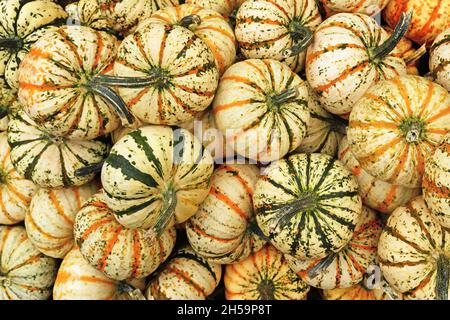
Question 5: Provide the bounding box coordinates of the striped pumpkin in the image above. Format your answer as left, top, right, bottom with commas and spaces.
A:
113, 22, 219, 126
0, 132, 37, 225
65, 0, 112, 32
102, 125, 214, 234
235, 0, 322, 73
74, 191, 177, 281
286, 206, 382, 289
0, 0, 67, 90
213, 59, 311, 162
0, 78, 18, 131
186, 164, 266, 264
0, 225, 58, 300
224, 245, 310, 300
347, 75, 450, 188
139, 3, 236, 75
254, 153, 362, 260
7, 110, 108, 188
306, 12, 409, 115
185, 0, 246, 19
423, 133, 450, 228
378, 196, 450, 300
53, 247, 146, 300
25, 183, 99, 258
146, 246, 222, 300
430, 28, 450, 92
339, 136, 421, 214
321, 0, 389, 15
383, 0, 450, 46
323, 281, 403, 300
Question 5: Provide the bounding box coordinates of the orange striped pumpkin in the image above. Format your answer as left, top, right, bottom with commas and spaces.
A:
73, 191, 177, 281
185, 0, 246, 19
321, 0, 390, 15
323, 281, 403, 300
338, 136, 421, 214
347, 75, 450, 188
430, 28, 450, 91
25, 183, 99, 258
146, 246, 222, 300
224, 245, 310, 300
186, 164, 266, 264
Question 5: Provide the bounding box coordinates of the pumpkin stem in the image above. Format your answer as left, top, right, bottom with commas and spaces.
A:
248, 217, 270, 242
370, 10, 413, 62
257, 279, 276, 300
75, 161, 104, 177
307, 252, 337, 279
91, 74, 161, 89
116, 282, 146, 300
399, 117, 425, 144
0, 37, 23, 52
436, 254, 449, 300
282, 26, 313, 58
152, 186, 177, 238
179, 14, 202, 29
267, 87, 300, 109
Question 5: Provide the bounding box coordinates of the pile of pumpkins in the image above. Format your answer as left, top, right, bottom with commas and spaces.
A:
0, 0, 449, 300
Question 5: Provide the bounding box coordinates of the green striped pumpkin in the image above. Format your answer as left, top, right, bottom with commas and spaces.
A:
7, 110, 109, 188
0, 78, 18, 131
254, 153, 362, 260
65, 0, 112, 32
430, 28, 450, 92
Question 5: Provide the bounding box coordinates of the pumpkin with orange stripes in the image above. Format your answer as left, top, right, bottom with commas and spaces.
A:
186, 164, 266, 264
347, 75, 450, 189
254, 153, 362, 260
213, 59, 310, 162
65, 0, 112, 32
186, 0, 246, 20
321, 0, 389, 15
235, 0, 322, 73
430, 28, 450, 91
323, 281, 404, 300
224, 245, 310, 300
338, 137, 421, 214
378, 196, 450, 300
7, 110, 109, 188
306, 12, 410, 115
53, 247, 146, 300
383, 0, 450, 46
146, 246, 222, 300
286, 206, 382, 289
139, 4, 236, 75
0, 225, 58, 300
74, 191, 177, 281
25, 183, 99, 258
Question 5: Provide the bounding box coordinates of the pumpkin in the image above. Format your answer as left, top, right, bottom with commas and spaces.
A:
430, 28, 450, 92
338, 136, 421, 214
25, 183, 99, 258
383, 0, 450, 46
146, 245, 222, 300
234, 0, 322, 73
423, 133, 450, 228
0, 78, 18, 131
0, 0, 67, 90
185, 0, 246, 20
0, 225, 58, 300
224, 245, 310, 300
65, 0, 112, 32
254, 153, 362, 260
101, 125, 214, 234
320, 0, 389, 15
286, 206, 382, 289
213, 59, 311, 162
53, 247, 146, 300
323, 281, 403, 300
347, 75, 450, 188
7, 110, 108, 188
139, 3, 236, 75
74, 191, 177, 281
306, 12, 410, 115
111, 118, 144, 144
378, 196, 450, 300
186, 164, 266, 264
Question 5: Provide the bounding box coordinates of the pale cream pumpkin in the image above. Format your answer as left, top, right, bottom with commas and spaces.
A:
430, 28, 450, 91
65, 0, 112, 32
321, 0, 389, 15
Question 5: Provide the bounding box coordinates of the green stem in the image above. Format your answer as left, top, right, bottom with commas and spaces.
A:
179, 14, 202, 29
436, 254, 449, 300
116, 282, 146, 300
248, 218, 270, 242
0, 37, 23, 51
268, 87, 299, 107
75, 161, 105, 177
283, 26, 313, 58
91, 74, 159, 88
152, 187, 177, 238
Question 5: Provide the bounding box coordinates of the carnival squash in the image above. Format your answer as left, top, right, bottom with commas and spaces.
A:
320, 0, 389, 15
323, 281, 403, 300
185, 0, 246, 20
430, 28, 450, 91
0, 78, 18, 131
65, 0, 112, 32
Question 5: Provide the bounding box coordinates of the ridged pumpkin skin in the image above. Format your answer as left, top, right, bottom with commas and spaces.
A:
286, 207, 382, 289
25, 183, 99, 258
0, 0, 67, 90
65, 0, 112, 32
18, 25, 121, 140
146, 246, 222, 300
378, 196, 450, 300
306, 13, 407, 115
186, 165, 266, 264
114, 23, 219, 126
254, 153, 362, 260
339, 137, 421, 214
321, 0, 389, 15
102, 125, 214, 231
213, 59, 311, 162
235, 0, 322, 73
430, 28, 450, 91
323, 282, 401, 300
423, 134, 450, 228
53, 247, 146, 300
348, 75, 450, 188
7, 110, 108, 188
140, 4, 236, 75
383, 0, 450, 46
74, 191, 177, 281
224, 245, 310, 300
0, 132, 37, 225
0, 225, 58, 300
186, 0, 246, 19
